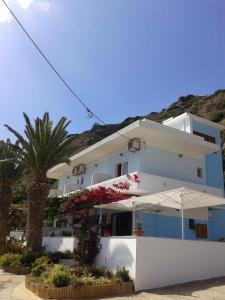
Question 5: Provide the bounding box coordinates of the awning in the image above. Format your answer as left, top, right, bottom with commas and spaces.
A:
95, 187, 225, 211
95, 187, 225, 239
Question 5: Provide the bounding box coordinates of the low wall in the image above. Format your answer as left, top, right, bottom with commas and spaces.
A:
95, 237, 137, 279
42, 237, 77, 252
96, 236, 225, 291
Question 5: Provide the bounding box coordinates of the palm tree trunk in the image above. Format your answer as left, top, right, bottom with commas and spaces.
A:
26, 176, 49, 252
0, 186, 13, 246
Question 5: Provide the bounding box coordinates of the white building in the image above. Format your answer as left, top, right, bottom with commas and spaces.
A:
47, 112, 225, 291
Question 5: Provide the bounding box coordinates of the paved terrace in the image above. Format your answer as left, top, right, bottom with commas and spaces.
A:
1, 269, 225, 300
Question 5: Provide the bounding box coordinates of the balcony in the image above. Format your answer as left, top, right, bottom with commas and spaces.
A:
88, 172, 223, 197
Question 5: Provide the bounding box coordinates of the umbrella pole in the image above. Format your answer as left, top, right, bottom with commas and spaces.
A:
98, 208, 103, 237
132, 201, 136, 235
180, 192, 184, 240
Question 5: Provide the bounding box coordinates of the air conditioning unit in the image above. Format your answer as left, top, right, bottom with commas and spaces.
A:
72, 164, 86, 175
128, 138, 140, 152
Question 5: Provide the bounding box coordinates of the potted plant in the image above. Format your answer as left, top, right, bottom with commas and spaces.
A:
133, 217, 144, 236
103, 225, 112, 237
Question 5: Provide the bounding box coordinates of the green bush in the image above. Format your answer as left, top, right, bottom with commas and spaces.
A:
32, 256, 50, 268
52, 272, 71, 287
71, 265, 87, 277
0, 253, 21, 268
42, 264, 72, 287
208, 111, 224, 122
80, 274, 96, 286
115, 267, 130, 282
31, 264, 48, 277
87, 265, 106, 278
46, 250, 73, 263
20, 249, 38, 267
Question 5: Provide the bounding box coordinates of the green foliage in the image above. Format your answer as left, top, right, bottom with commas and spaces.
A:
46, 250, 73, 263
5, 113, 77, 175
31, 263, 48, 277
42, 264, 72, 287
20, 248, 39, 267
115, 267, 130, 282
61, 230, 72, 237
0, 253, 21, 268
208, 111, 224, 122
71, 265, 87, 277
0, 139, 22, 185
8, 203, 27, 231
32, 256, 50, 268
87, 265, 106, 278
79, 274, 95, 286
2, 241, 24, 254
136, 217, 143, 229
45, 197, 65, 224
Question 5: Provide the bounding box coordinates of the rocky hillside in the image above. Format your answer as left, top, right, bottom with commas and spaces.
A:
71, 89, 225, 180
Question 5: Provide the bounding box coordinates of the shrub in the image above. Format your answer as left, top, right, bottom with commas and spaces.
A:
52, 272, 71, 287
42, 264, 72, 287
61, 230, 72, 237
80, 274, 96, 286
115, 267, 130, 282
20, 249, 38, 267
32, 256, 50, 268
87, 265, 106, 278
31, 255, 50, 277
71, 266, 87, 277
46, 250, 73, 263
0, 241, 24, 255
31, 264, 48, 277
0, 253, 21, 268
208, 111, 224, 122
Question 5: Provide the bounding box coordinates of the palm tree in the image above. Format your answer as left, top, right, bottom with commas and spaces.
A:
5, 113, 76, 252
0, 140, 21, 246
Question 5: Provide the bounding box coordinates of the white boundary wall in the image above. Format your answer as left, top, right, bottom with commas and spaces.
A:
96, 236, 225, 291
95, 237, 136, 279
42, 237, 77, 252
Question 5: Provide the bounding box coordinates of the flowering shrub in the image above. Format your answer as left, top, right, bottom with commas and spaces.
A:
62, 174, 140, 265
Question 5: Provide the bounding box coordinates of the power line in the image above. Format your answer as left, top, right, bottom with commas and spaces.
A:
1, 0, 130, 140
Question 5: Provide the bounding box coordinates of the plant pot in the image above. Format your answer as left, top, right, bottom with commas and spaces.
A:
133, 228, 144, 236
103, 229, 111, 237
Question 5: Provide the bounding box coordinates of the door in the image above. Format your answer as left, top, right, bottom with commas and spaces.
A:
112, 212, 132, 236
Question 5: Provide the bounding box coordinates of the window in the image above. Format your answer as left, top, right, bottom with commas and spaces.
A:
77, 178, 80, 185
193, 130, 216, 144
197, 167, 203, 178
116, 162, 128, 177
80, 177, 84, 185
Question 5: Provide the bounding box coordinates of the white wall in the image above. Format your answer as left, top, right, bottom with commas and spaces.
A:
58, 147, 141, 194
135, 237, 225, 291
163, 115, 191, 133
42, 237, 77, 252
96, 237, 225, 291
95, 237, 137, 279
140, 145, 205, 185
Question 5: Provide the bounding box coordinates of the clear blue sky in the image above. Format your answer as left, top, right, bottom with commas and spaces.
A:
0, 0, 224, 140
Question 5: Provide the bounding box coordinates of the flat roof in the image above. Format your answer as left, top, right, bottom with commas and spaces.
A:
163, 112, 225, 130
48, 118, 219, 179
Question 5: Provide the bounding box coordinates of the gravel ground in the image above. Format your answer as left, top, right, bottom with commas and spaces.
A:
1, 269, 225, 300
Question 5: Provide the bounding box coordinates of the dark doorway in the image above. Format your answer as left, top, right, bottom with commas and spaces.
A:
112, 212, 132, 236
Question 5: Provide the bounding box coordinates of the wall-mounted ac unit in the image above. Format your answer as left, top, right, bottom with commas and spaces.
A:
72, 164, 86, 175
128, 138, 140, 152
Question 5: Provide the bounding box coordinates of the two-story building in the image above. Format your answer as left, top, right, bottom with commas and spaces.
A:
48, 112, 225, 241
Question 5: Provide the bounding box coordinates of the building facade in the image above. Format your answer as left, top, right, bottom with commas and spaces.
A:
48, 113, 225, 240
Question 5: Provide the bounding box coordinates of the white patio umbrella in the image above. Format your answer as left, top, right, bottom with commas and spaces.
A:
95, 187, 225, 239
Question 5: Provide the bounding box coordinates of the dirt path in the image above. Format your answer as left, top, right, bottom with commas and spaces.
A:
1, 269, 225, 300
